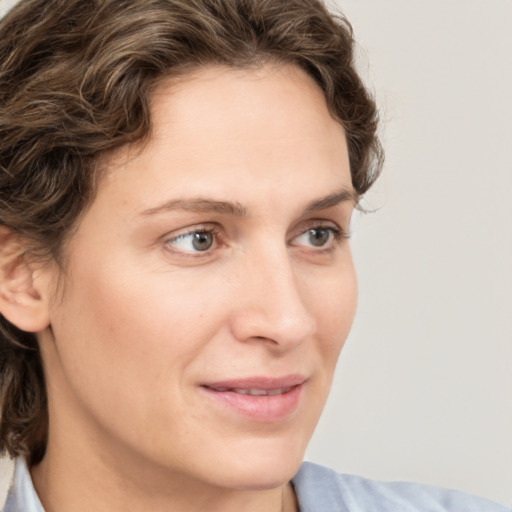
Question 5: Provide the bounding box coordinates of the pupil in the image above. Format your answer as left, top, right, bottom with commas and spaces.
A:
192, 232, 213, 251
309, 228, 329, 247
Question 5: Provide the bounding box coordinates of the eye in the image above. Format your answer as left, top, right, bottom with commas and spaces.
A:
292, 226, 343, 249
166, 229, 216, 253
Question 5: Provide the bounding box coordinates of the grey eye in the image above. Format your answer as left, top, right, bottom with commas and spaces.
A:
192, 231, 214, 251
292, 226, 341, 249
307, 228, 331, 247
168, 230, 215, 253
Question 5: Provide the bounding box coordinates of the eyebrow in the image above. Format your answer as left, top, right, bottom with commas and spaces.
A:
140, 188, 357, 218
141, 198, 248, 217
303, 188, 358, 214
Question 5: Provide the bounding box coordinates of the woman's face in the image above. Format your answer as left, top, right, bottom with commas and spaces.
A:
38, 64, 357, 490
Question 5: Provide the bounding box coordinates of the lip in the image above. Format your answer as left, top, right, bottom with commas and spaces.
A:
200, 374, 306, 422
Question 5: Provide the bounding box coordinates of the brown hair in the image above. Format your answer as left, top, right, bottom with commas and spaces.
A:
0, 0, 383, 463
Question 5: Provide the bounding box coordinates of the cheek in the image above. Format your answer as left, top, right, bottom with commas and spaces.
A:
311, 259, 357, 367
46, 253, 235, 454
52, 249, 231, 385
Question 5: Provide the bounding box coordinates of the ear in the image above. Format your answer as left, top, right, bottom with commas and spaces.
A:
0, 225, 51, 333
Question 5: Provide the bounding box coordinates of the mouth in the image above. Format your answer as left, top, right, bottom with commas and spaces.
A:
206, 386, 295, 396
200, 375, 306, 422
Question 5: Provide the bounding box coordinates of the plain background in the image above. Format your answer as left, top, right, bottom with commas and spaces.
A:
1, 0, 511, 506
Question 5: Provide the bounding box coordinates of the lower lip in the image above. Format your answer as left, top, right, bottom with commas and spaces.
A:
200, 384, 303, 422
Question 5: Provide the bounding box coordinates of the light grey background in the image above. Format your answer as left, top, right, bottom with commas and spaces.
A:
1, 0, 511, 506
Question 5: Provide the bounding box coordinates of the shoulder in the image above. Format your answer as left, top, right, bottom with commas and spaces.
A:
291, 462, 511, 512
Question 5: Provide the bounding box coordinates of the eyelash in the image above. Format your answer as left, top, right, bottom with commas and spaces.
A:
164, 222, 349, 257
164, 225, 221, 256
296, 222, 351, 252
291, 225, 349, 251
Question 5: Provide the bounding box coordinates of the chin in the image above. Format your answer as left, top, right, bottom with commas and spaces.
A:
201, 437, 307, 491
221, 461, 303, 491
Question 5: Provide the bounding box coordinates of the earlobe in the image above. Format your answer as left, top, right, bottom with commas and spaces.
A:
0, 226, 51, 333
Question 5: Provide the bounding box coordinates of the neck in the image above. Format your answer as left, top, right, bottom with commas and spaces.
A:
31, 436, 297, 512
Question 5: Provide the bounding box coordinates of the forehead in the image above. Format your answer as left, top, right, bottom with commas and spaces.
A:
96, 63, 352, 218
147, 63, 344, 158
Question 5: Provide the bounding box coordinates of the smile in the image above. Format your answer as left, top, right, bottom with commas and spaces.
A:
200, 375, 306, 422
208, 386, 294, 396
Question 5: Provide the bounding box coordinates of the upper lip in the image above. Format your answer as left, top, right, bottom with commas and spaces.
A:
201, 374, 307, 391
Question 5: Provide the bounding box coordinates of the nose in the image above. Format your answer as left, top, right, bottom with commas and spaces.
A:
229, 246, 317, 351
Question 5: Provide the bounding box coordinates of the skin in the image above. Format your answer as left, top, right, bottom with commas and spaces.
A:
27, 63, 358, 512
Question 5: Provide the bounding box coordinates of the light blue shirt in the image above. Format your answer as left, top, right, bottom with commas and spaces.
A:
3, 459, 510, 512
3, 459, 43, 512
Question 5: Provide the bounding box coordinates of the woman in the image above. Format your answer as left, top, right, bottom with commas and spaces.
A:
0, 1, 508, 511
